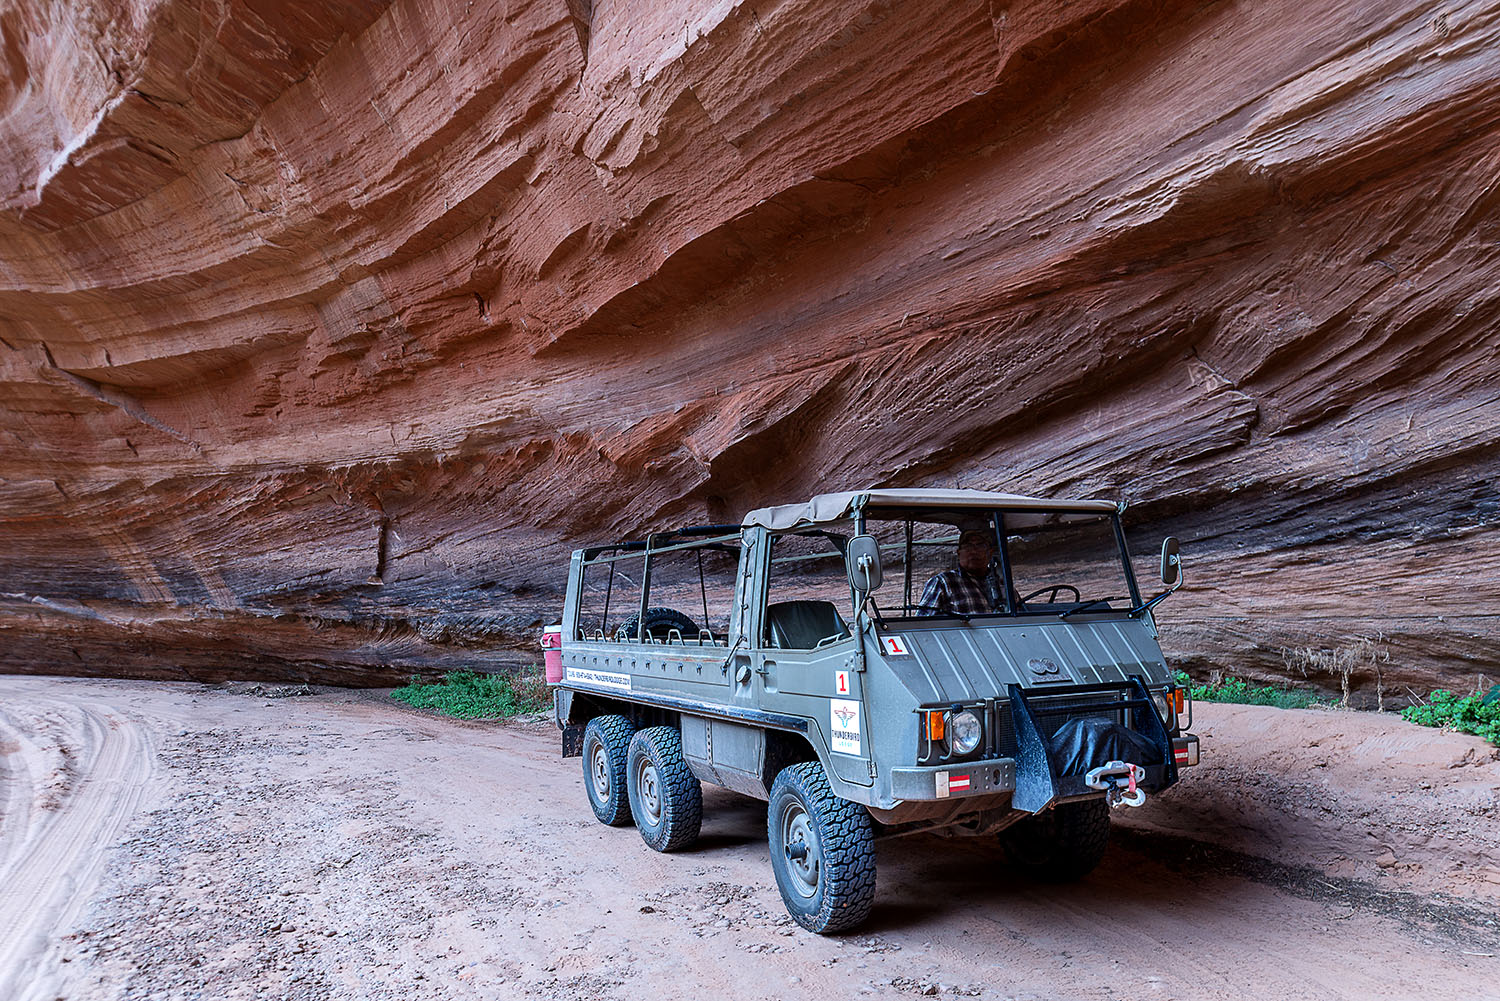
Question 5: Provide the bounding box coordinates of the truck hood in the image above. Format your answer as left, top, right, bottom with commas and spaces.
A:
869, 617, 1168, 704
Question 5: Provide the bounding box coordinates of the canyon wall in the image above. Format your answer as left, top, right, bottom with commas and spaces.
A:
1, 0, 1496, 695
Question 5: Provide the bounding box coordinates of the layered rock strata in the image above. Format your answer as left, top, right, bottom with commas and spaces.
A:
1, 0, 1497, 693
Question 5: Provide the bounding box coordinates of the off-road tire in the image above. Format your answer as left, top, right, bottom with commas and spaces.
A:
999, 797, 1111, 881
614, 607, 700, 642
767, 761, 876, 934
582, 715, 636, 827
626, 726, 703, 852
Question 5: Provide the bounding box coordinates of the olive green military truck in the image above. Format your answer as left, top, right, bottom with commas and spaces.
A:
552, 488, 1199, 933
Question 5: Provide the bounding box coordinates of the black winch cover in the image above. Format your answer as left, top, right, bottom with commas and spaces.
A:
1047, 715, 1164, 776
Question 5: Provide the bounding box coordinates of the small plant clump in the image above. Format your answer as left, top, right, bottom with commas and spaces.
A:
1280, 636, 1390, 709
1400, 686, 1500, 746
391, 668, 551, 720
1175, 671, 1326, 710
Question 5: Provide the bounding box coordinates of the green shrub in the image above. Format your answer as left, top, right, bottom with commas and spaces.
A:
1173, 671, 1325, 710
1400, 686, 1500, 746
391, 668, 551, 720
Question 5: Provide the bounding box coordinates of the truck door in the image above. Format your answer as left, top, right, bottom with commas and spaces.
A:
751, 530, 873, 787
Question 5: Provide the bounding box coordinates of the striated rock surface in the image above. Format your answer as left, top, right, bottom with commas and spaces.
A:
1, 0, 1497, 693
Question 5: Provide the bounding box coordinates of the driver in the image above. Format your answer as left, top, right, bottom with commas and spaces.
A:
916, 529, 1001, 616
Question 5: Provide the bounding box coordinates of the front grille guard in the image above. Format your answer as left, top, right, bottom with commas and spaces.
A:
1006, 677, 1178, 813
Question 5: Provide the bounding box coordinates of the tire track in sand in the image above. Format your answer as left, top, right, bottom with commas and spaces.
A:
0, 697, 157, 1001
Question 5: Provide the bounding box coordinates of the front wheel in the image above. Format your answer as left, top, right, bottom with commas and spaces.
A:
767, 762, 876, 934
998, 797, 1110, 881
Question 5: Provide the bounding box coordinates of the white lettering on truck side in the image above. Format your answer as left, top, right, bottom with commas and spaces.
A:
564, 667, 632, 692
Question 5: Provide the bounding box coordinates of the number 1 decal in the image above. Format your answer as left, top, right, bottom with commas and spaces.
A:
882, 635, 911, 656
835, 670, 850, 694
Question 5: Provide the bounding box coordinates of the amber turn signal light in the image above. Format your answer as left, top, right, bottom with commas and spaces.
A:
1172, 689, 1186, 713
926, 711, 945, 741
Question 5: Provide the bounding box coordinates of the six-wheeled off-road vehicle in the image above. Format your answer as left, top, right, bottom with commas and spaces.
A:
552, 488, 1199, 932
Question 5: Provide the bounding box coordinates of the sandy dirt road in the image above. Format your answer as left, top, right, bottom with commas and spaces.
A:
1, 675, 1496, 1001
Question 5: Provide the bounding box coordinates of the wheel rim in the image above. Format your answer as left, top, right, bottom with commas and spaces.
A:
589, 741, 611, 801
780, 802, 820, 898
637, 758, 662, 827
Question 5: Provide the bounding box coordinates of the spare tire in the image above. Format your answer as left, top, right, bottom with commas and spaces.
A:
614, 606, 700, 642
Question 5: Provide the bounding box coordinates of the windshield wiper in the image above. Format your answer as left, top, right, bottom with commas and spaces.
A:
1059, 597, 1128, 621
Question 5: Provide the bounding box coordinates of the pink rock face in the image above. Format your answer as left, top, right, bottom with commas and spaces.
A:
0, 0, 1496, 690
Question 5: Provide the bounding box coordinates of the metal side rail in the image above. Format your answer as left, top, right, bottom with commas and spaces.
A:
1006, 677, 1179, 813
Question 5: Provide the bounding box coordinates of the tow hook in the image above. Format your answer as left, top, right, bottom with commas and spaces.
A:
1084, 760, 1146, 808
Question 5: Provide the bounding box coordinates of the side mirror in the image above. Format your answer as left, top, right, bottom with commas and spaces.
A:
1160, 537, 1181, 587
846, 535, 883, 593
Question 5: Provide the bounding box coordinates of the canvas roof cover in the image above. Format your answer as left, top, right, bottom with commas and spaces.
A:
741, 488, 1119, 531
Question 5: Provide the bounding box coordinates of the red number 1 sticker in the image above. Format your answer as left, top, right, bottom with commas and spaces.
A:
835, 670, 850, 694
882, 635, 910, 656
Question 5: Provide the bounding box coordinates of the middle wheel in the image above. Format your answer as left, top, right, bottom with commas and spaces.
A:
626, 726, 703, 852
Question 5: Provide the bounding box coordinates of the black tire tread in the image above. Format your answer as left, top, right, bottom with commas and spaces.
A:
628, 726, 703, 852
999, 797, 1110, 881
583, 715, 636, 827
768, 761, 876, 934
615, 606, 700, 642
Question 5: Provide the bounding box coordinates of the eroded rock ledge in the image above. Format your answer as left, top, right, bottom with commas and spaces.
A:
2, 0, 1497, 692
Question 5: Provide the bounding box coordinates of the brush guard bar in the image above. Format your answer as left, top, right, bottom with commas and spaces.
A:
1007, 678, 1178, 813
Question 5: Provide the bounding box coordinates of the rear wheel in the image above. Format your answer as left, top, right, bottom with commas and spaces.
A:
582, 715, 636, 826
767, 762, 876, 934
999, 797, 1111, 881
626, 726, 702, 852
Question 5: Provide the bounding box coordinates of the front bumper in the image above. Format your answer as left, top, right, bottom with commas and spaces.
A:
890, 758, 1017, 801
885, 735, 1199, 805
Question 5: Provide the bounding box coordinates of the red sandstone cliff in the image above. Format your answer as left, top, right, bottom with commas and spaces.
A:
1, 0, 1496, 694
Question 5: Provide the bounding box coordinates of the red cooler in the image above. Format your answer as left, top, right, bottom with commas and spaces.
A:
541, 625, 563, 683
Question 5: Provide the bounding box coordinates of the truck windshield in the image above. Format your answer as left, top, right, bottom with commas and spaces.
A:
1004, 516, 1137, 614
863, 509, 1138, 619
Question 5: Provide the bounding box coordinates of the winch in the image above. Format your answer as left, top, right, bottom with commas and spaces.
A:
1084, 760, 1147, 808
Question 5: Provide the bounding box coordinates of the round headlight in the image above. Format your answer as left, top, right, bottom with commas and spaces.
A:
946, 709, 982, 755
1152, 691, 1175, 726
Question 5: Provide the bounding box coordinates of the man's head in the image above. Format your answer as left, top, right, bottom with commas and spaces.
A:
956, 529, 996, 574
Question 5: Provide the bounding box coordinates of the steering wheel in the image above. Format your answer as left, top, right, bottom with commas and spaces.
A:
1019, 584, 1081, 604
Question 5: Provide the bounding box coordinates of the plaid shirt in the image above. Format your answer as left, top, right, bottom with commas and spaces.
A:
916, 569, 998, 616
